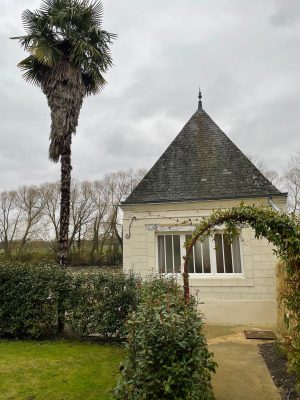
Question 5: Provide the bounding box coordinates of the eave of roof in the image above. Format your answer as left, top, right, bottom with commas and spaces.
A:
121, 192, 288, 206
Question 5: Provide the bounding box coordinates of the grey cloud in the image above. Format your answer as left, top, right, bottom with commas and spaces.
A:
229, 91, 300, 170
270, 0, 300, 26
0, 0, 300, 191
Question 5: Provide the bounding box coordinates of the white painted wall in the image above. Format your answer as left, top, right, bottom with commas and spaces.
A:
121, 196, 287, 324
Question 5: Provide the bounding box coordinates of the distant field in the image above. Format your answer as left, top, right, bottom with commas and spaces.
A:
0, 340, 124, 400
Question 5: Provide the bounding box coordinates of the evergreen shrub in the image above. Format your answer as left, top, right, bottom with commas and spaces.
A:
114, 277, 217, 400
0, 262, 69, 338
65, 271, 141, 338
0, 262, 140, 340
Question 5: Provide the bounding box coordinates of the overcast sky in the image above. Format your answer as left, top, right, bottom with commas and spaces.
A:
0, 0, 300, 191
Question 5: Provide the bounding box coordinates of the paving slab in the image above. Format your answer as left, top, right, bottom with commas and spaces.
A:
206, 325, 281, 400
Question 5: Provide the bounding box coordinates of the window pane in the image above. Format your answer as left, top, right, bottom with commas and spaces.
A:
158, 236, 165, 274
194, 240, 203, 273
202, 236, 211, 273
185, 235, 194, 273
232, 236, 242, 273
215, 234, 224, 273
188, 250, 195, 273
165, 235, 173, 273
223, 234, 233, 273
173, 235, 181, 273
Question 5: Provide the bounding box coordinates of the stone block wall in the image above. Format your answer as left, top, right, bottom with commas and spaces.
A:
122, 195, 286, 324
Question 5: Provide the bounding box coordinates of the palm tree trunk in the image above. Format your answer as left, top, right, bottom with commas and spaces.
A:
57, 133, 72, 334
41, 61, 85, 268
58, 133, 72, 267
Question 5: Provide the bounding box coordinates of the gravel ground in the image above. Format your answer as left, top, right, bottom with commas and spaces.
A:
259, 342, 299, 400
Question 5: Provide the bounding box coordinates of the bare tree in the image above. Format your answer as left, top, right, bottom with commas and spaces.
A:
0, 168, 146, 264
40, 182, 61, 253
104, 168, 147, 249
15, 186, 46, 254
263, 169, 280, 187
283, 152, 300, 214
69, 181, 95, 254
89, 179, 110, 262
0, 191, 21, 256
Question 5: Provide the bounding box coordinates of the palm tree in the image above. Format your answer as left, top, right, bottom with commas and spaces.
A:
12, 0, 116, 266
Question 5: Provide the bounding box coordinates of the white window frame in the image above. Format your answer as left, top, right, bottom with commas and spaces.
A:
158, 233, 182, 274
156, 231, 244, 278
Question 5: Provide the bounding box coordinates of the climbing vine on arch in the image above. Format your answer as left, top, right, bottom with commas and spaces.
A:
183, 203, 300, 379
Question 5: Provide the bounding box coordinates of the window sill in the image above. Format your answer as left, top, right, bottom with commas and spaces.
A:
189, 275, 254, 287
164, 273, 244, 278
161, 273, 254, 287
190, 273, 244, 279
162, 273, 254, 287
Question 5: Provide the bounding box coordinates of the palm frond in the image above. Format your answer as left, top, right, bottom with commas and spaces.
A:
90, 0, 103, 23
11, 34, 34, 50
22, 9, 38, 34
82, 68, 106, 95
13, 0, 116, 93
33, 39, 63, 67
18, 56, 49, 86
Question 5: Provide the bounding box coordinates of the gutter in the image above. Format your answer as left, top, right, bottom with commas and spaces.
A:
121, 193, 288, 207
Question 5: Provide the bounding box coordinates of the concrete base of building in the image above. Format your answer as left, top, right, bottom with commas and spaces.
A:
199, 300, 277, 325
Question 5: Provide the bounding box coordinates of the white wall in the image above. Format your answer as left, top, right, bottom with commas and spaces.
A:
121, 196, 286, 324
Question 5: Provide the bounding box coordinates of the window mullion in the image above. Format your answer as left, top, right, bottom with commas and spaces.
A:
231, 242, 234, 273
171, 235, 174, 273
209, 236, 217, 275
221, 234, 225, 273
164, 236, 167, 274
180, 235, 185, 274
201, 242, 204, 273
193, 246, 196, 273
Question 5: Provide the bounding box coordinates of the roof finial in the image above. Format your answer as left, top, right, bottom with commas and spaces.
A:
198, 87, 202, 110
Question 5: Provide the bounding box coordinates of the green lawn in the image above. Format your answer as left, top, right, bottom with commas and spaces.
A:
0, 340, 124, 400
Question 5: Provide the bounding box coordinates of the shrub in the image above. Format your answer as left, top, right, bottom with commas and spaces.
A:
65, 270, 141, 339
114, 277, 217, 400
0, 262, 140, 340
0, 262, 69, 339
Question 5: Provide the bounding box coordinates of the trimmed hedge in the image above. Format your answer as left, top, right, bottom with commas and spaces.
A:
0, 262, 140, 339
65, 271, 140, 338
114, 277, 217, 400
0, 262, 69, 339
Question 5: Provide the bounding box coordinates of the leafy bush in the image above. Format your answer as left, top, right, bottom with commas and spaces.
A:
0, 262, 69, 339
65, 271, 141, 339
114, 277, 217, 400
0, 262, 140, 340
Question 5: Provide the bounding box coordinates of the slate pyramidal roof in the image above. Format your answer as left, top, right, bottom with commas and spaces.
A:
124, 93, 285, 205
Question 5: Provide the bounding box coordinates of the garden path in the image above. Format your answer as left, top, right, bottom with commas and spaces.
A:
206, 325, 281, 400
